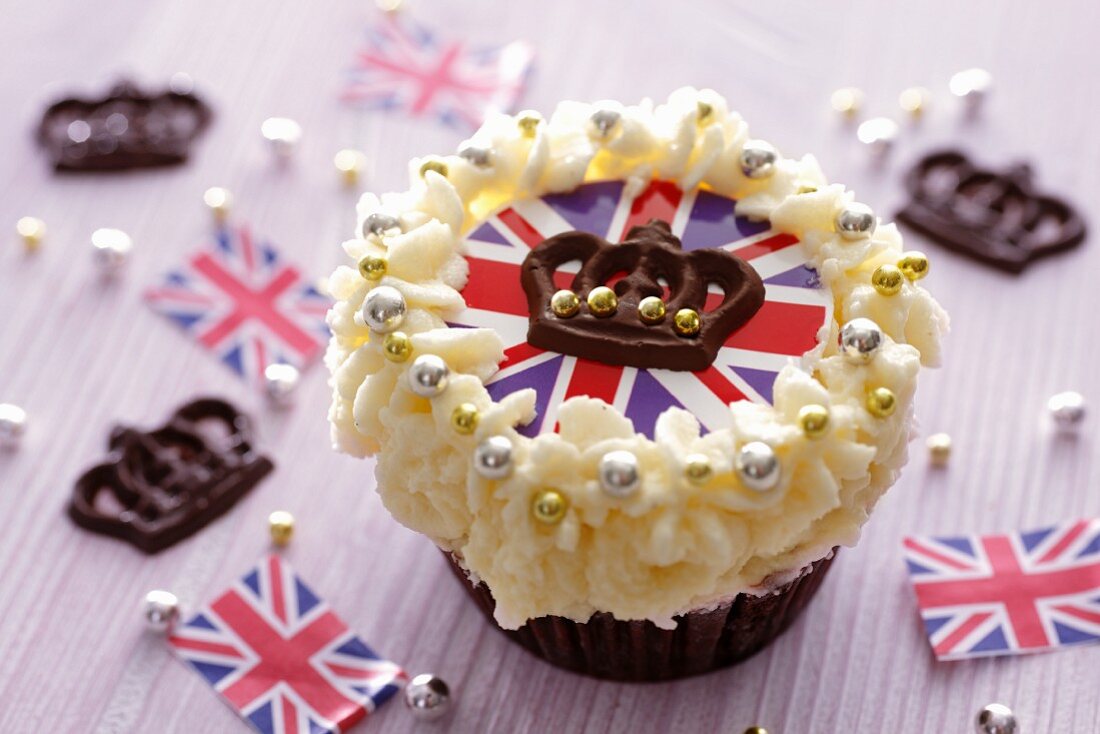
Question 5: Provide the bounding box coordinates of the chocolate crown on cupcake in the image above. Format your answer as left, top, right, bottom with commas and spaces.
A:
37, 79, 212, 172
898, 149, 1086, 273
520, 219, 765, 371
68, 398, 273, 553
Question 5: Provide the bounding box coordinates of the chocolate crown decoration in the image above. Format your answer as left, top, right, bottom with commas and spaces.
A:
897, 150, 1086, 273
68, 398, 273, 554
521, 220, 765, 371
37, 80, 212, 172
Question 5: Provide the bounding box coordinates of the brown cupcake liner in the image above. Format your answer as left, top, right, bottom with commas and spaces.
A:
445, 549, 837, 682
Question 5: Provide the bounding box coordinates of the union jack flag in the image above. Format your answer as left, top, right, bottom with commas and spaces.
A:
903, 518, 1100, 661
450, 179, 833, 438
144, 225, 330, 385
340, 16, 534, 129
169, 555, 405, 733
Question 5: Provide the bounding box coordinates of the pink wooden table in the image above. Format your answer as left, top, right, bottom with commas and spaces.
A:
2, 1, 1098, 731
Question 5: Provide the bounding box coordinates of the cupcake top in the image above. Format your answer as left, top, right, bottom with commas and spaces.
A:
325, 88, 948, 629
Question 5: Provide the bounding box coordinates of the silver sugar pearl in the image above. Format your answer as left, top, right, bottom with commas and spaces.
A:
951, 68, 993, 113
91, 228, 133, 274
408, 354, 450, 398
835, 202, 877, 240
739, 140, 778, 179
1048, 391, 1086, 431
404, 673, 452, 722
143, 590, 180, 633
263, 363, 300, 407
0, 403, 28, 449
598, 450, 641, 498
361, 286, 406, 334
261, 117, 302, 158
588, 109, 622, 140
474, 435, 514, 479
975, 703, 1017, 734
363, 212, 402, 240
736, 441, 780, 492
839, 318, 884, 363
457, 143, 493, 169
856, 116, 899, 157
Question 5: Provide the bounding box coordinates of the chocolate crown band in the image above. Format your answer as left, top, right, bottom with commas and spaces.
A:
520, 220, 765, 371
37, 79, 212, 172
67, 398, 273, 554
897, 150, 1086, 273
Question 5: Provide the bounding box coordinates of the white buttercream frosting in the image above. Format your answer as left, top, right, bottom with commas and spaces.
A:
325, 88, 948, 629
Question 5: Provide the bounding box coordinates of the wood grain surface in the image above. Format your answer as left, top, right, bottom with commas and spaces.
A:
2, 1, 1098, 731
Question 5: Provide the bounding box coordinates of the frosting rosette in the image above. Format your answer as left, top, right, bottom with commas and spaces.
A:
325, 88, 948, 631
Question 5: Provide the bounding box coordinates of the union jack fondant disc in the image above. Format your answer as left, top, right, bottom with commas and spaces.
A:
449, 180, 833, 438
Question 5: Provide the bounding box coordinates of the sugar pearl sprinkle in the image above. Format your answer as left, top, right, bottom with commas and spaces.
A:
975, 703, 1017, 734
268, 510, 295, 546
1048, 391, 1085, 431
830, 87, 863, 118
203, 187, 232, 221
16, 216, 45, 251
926, 432, 952, 466
0, 403, 28, 449
261, 117, 302, 158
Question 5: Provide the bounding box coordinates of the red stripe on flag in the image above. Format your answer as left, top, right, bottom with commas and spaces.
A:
1052, 605, 1100, 625
500, 342, 545, 371
326, 662, 388, 680
1037, 520, 1089, 564
695, 365, 747, 406
283, 695, 299, 734
903, 538, 974, 571
495, 208, 545, 248
728, 233, 800, 261
462, 258, 530, 316
269, 555, 287, 626
933, 612, 993, 657
613, 180, 683, 241
168, 636, 245, 659
564, 359, 623, 405
723, 301, 827, 354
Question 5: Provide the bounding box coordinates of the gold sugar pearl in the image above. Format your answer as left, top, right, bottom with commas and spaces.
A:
899, 86, 930, 118
926, 432, 952, 466
866, 387, 897, 418
798, 404, 830, 439
268, 510, 295, 546
871, 264, 904, 296
334, 149, 366, 187
696, 100, 714, 125
637, 296, 667, 325
516, 111, 543, 138
550, 289, 581, 318
830, 87, 863, 118
586, 286, 618, 317
684, 453, 713, 484
419, 158, 449, 178
743, 728, 769, 734
451, 403, 480, 435
897, 251, 929, 281
203, 187, 232, 221
673, 308, 701, 337
16, 216, 45, 251
358, 255, 387, 281
382, 331, 412, 362
531, 489, 567, 525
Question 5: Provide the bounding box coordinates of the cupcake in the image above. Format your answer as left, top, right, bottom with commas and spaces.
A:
325, 89, 948, 681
